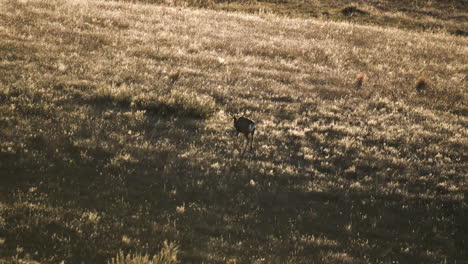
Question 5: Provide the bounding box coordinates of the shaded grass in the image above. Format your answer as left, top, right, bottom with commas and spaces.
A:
0, 0, 467, 263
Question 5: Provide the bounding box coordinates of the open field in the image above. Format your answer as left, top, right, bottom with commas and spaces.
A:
130, 0, 468, 36
0, 0, 467, 263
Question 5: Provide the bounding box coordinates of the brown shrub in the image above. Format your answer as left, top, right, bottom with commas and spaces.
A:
415, 77, 430, 92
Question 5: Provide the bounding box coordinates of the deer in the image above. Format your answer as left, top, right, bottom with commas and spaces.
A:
166, 70, 180, 85
354, 72, 366, 89
231, 114, 256, 153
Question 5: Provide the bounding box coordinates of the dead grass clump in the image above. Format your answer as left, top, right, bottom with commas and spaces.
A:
107, 241, 178, 264
88, 84, 133, 106
415, 77, 430, 92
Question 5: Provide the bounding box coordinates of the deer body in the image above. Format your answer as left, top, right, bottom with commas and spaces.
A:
167, 70, 180, 84
232, 115, 255, 152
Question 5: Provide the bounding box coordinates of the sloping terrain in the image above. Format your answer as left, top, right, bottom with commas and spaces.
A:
133, 0, 468, 36
0, 0, 467, 263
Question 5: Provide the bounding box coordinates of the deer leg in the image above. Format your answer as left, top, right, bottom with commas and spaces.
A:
250, 131, 254, 151
233, 132, 241, 158
241, 133, 249, 155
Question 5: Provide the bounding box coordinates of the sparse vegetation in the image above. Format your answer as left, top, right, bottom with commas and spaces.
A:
0, 0, 467, 263
107, 241, 178, 264
123, 0, 468, 36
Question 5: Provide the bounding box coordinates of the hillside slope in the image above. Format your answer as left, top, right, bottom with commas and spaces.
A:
182, 0, 468, 36
0, 0, 467, 263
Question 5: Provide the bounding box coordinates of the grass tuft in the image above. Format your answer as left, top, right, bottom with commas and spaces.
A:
107, 241, 178, 264
88, 84, 134, 106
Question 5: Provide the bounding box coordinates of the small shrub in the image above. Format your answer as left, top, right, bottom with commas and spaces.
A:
107, 241, 178, 264
415, 77, 430, 92
88, 84, 133, 105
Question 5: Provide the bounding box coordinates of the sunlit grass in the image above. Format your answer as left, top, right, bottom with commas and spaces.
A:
0, 0, 466, 263
107, 241, 178, 264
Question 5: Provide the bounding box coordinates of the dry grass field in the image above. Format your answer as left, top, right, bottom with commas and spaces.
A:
132, 0, 468, 36
0, 0, 467, 263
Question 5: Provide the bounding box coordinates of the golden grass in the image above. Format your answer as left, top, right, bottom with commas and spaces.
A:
0, 0, 467, 263
131, 0, 468, 37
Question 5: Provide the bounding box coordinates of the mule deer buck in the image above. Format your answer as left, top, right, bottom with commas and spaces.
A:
231, 114, 256, 153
